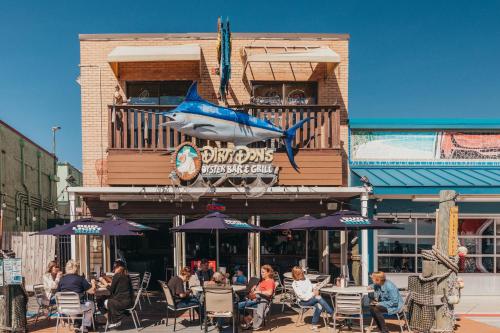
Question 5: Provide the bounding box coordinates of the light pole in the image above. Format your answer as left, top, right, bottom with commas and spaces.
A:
51, 126, 61, 176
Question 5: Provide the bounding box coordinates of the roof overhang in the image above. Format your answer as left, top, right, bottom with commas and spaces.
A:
107, 44, 201, 76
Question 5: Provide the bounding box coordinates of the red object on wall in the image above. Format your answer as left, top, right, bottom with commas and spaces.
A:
191, 260, 217, 272
206, 203, 226, 212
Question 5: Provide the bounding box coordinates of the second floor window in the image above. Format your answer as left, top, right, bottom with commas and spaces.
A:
251, 81, 318, 106
126, 81, 193, 105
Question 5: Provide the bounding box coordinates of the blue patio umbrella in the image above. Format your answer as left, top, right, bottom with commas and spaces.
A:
309, 210, 400, 230
269, 215, 317, 268
171, 212, 267, 268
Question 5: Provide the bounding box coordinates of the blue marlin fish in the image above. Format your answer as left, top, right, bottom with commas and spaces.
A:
161, 82, 311, 170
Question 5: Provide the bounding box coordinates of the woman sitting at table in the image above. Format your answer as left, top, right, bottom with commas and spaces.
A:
291, 266, 333, 331
42, 260, 62, 304
238, 264, 276, 330
369, 271, 403, 333
168, 267, 201, 309
57, 260, 97, 332
205, 272, 227, 287
232, 268, 247, 285
98, 259, 133, 329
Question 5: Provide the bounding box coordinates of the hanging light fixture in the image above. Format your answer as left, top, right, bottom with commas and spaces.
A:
191, 202, 194, 210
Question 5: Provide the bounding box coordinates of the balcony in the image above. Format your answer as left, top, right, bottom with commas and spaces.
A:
108, 104, 341, 151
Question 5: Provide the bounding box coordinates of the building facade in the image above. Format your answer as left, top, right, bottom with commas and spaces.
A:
72, 32, 370, 281
0, 120, 58, 286
349, 119, 500, 295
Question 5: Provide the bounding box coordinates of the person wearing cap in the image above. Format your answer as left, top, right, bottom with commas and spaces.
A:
99, 259, 133, 329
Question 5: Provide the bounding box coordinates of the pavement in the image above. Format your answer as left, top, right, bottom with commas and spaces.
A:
26, 293, 500, 333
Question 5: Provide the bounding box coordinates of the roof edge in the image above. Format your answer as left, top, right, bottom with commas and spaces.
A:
79, 32, 350, 41
0, 120, 55, 158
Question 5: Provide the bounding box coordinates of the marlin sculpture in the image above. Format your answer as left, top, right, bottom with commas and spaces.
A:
161, 82, 311, 171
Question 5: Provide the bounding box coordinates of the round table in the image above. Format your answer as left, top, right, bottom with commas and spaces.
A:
191, 285, 247, 293
320, 285, 373, 294
283, 272, 325, 281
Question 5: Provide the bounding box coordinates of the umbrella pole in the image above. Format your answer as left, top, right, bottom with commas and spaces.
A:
216, 230, 220, 270
305, 230, 309, 270
114, 236, 118, 260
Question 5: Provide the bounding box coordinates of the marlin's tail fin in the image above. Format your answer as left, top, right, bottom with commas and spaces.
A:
283, 118, 312, 171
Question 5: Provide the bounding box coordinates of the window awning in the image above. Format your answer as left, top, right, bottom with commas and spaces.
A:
245, 46, 340, 64
107, 44, 201, 63
351, 166, 500, 195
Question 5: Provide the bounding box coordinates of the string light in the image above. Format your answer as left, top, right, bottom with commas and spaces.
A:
245, 199, 248, 207
191, 202, 194, 210
319, 199, 323, 205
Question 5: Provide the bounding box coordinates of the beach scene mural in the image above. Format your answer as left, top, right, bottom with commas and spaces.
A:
351, 130, 500, 162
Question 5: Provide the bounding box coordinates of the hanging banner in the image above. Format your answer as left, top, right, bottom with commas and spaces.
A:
3, 258, 22, 285
448, 206, 459, 256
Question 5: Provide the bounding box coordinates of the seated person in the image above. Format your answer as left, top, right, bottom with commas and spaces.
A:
98, 259, 133, 329
291, 266, 333, 331
238, 265, 276, 330
188, 268, 201, 287
369, 271, 404, 333
196, 259, 214, 286
232, 268, 248, 285
205, 272, 227, 287
57, 260, 96, 332
42, 260, 62, 305
168, 267, 200, 309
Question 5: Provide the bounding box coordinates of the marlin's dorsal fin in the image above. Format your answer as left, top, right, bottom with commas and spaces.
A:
185, 82, 203, 102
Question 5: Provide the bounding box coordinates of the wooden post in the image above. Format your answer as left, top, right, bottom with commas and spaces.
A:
434, 190, 457, 332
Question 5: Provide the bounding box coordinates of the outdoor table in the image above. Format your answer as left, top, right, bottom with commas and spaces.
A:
283, 272, 324, 281
95, 287, 111, 297
320, 285, 372, 294
191, 284, 247, 293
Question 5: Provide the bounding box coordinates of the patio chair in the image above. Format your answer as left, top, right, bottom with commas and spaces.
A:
367, 291, 411, 333
204, 286, 237, 333
104, 288, 143, 332
245, 288, 276, 330
55, 292, 93, 333
139, 271, 152, 305
33, 284, 55, 323
332, 292, 364, 333
129, 272, 141, 309
273, 272, 284, 294
279, 277, 296, 311
158, 280, 201, 332
295, 296, 328, 327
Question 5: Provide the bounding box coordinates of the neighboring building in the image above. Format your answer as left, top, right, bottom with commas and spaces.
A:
349, 119, 500, 295
0, 119, 58, 286
56, 162, 83, 218
70, 32, 370, 280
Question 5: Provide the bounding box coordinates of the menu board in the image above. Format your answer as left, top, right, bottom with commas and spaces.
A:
3, 258, 22, 285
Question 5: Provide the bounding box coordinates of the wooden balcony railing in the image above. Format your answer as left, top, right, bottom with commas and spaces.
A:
108, 104, 340, 151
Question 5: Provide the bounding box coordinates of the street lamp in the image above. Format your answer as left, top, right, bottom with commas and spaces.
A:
51, 126, 61, 176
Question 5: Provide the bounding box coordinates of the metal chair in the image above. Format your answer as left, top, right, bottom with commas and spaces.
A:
273, 272, 284, 294
367, 291, 411, 333
205, 286, 237, 333
140, 271, 152, 305
129, 272, 141, 309
332, 293, 364, 333
244, 287, 276, 330
104, 288, 143, 332
55, 292, 93, 333
158, 280, 201, 332
33, 284, 55, 323
279, 278, 297, 311
295, 297, 329, 327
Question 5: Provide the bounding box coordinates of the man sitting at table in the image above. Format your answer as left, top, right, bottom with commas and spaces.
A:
168, 267, 201, 310
196, 259, 214, 286
57, 260, 97, 332
98, 259, 133, 329
369, 271, 404, 333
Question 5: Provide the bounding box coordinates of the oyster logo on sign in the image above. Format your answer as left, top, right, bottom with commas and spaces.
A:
340, 217, 371, 225
72, 225, 102, 235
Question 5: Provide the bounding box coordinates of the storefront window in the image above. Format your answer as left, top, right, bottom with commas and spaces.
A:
127, 81, 193, 105
376, 217, 499, 274
251, 81, 318, 105
378, 256, 415, 273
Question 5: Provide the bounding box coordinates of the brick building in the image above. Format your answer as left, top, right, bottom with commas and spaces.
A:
72, 32, 369, 283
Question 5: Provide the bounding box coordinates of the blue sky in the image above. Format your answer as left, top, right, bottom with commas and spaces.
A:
0, 0, 499, 169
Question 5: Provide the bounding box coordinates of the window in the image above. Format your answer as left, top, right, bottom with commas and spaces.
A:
126, 81, 193, 105
251, 81, 318, 105
375, 217, 498, 274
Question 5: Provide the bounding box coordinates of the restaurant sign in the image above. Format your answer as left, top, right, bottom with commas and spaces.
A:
174, 143, 277, 181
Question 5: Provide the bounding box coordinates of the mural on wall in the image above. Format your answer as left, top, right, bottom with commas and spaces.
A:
351, 130, 500, 162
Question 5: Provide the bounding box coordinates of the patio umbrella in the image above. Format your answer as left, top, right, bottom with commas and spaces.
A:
269, 215, 317, 269
171, 212, 267, 268
31, 218, 143, 236
309, 210, 400, 231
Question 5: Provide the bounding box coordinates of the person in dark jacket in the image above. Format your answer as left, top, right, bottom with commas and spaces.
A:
99, 259, 134, 328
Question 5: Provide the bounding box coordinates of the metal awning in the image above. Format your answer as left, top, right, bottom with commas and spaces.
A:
107, 44, 201, 76
351, 166, 500, 196
242, 46, 340, 77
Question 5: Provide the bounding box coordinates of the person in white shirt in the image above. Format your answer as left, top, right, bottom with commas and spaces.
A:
291, 266, 333, 331
42, 261, 62, 304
